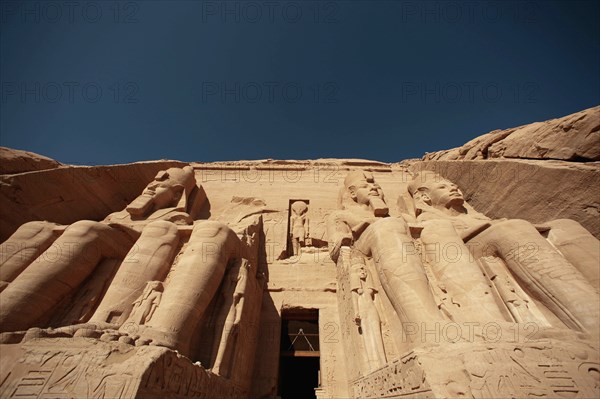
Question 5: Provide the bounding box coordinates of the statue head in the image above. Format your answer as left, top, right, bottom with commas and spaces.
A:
344, 170, 384, 206
408, 173, 465, 213
127, 166, 196, 218
340, 170, 388, 216
291, 201, 308, 217
146, 281, 164, 293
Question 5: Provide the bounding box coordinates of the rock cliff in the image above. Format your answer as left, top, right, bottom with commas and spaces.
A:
423, 105, 599, 161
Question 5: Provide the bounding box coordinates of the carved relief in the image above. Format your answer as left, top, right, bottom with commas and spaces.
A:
465, 344, 600, 398
127, 281, 164, 325
352, 354, 432, 398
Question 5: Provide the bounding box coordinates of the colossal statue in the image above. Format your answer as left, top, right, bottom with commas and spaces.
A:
327, 170, 444, 330
0, 166, 251, 361
135, 220, 242, 356
90, 220, 181, 326
407, 173, 600, 333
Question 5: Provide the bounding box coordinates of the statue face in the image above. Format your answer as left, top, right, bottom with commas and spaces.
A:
426, 180, 464, 207
291, 201, 308, 216
349, 179, 383, 206
142, 181, 178, 208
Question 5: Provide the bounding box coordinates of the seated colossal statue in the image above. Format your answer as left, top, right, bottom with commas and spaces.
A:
327, 170, 444, 329
407, 173, 600, 333
0, 166, 252, 360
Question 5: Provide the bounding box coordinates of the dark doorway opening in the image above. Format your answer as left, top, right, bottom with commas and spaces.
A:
278, 309, 320, 399
279, 357, 320, 399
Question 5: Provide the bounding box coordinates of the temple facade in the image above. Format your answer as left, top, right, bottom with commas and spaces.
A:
0, 106, 599, 399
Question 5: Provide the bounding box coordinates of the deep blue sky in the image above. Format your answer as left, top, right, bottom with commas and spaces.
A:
1, 1, 599, 165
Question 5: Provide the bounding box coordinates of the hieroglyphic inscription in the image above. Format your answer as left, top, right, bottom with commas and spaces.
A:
351, 353, 433, 398
140, 349, 243, 399
465, 344, 600, 398
0, 343, 136, 399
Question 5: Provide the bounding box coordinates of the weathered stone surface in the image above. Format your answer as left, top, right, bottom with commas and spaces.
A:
423, 105, 600, 161
1, 106, 599, 399
0, 146, 62, 174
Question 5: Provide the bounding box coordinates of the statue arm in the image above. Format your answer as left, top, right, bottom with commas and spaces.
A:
351, 288, 361, 325
305, 216, 310, 238
233, 294, 244, 326
141, 292, 161, 322
326, 212, 353, 261
232, 273, 247, 326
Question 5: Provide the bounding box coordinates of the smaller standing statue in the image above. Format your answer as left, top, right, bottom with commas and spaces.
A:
211, 261, 249, 378
349, 253, 387, 372
290, 201, 309, 256
127, 281, 164, 325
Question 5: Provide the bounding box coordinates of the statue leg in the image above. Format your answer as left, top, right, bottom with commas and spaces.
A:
0, 221, 134, 332
92, 220, 180, 326
0, 221, 59, 292
359, 295, 387, 372
141, 221, 241, 357
420, 219, 506, 323
212, 316, 236, 377
471, 219, 599, 332
355, 218, 443, 327
546, 219, 600, 289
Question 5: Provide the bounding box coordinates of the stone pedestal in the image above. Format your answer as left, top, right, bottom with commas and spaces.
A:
352, 339, 600, 398
0, 338, 244, 399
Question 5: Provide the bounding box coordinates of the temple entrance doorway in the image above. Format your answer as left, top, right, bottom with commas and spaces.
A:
278, 309, 320, 399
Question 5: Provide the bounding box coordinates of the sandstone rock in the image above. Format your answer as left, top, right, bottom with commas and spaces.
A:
0, 146, 62, 174
0, 107, 599, 399
424, 105, 600, 161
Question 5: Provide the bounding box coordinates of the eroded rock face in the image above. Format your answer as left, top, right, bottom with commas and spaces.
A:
0, 106, 599, 399
0, 146, 62, 174
423, 105, 600, 161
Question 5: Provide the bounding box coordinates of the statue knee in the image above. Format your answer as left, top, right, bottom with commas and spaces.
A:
191, 221, 231, 238
374, 217, 409, 234
547, 219, 589, 234
65, 221, 133, 258
495, 219, 535, 231
8, 221, 57, 240
483, 219, 540, 244
142, 220, 179, 238
65, 220, 107, 240
190, 221, 241, 260
421, 219, 456, 240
